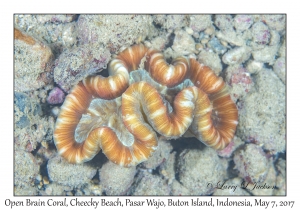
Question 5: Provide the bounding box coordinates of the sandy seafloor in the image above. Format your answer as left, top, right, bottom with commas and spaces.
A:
13, 14, 286, 196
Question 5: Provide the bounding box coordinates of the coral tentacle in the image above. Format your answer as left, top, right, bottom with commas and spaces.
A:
122, 81, 212, 139
189, 58, 225, 94
83, 44, 149, 100
54, 81, 157, 166
145, 49, 189, 87
189, 59, 238, 149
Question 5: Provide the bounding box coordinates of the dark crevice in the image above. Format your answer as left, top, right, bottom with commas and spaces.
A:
165, 32, 175, 49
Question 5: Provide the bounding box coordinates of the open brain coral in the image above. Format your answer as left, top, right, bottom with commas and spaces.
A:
53, 44, 238, 167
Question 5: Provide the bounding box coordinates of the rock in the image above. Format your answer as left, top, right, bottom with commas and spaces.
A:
99, 161, 136, 195
246, 60, 264, 74
47, 87, 65, 104
233, 144, 270, 183
215, 15, 234, 31
14, 28, 54, 92
14, 150, 40, 189
222, 46, 251, 65
249, 162, 276, 195
177, 147, 227, 195
53, 45, 111, 92
198, 50, 222, 75
14, 91, 54, 152
77, 15, 156, 53
252, 45, 279, 65
14, 92, 41, 128
14, 15, 77, 48
47, 155, 97, 187
237, 69, 286, 153
216, 30, 245, 46
234, 15, 254, 32
251, 22, 271, 45
133, 172, 170, 195
207, 37, 227, 54
261, 15, 286, 32
189, 15, 212, 33
153, 15, 187, 31
172, 30, 196, 56
226, 65, 254, 102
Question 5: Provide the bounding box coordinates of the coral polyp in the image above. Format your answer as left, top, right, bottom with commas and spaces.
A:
53, 44, 238, 166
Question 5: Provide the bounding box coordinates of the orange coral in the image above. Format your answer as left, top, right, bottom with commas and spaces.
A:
54, 44, 238, 166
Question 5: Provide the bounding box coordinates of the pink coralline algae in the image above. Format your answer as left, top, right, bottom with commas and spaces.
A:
234, 15, 254, 32
251, 22, 270, 45
217, 140, 234, 158
47, 87, 65, 104
230, 67, 252, 88
226, 65, 253, 102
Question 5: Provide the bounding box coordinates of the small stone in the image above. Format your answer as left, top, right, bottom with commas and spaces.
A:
43, 176, 50, 185
198, 50, 222, 75
178, 147, 227, 195
233, 144, 270, 183
47, 87, 65, 104
185, 27, 193, 35
200, 38, 209, 44
207, 37, 227, 54
222, 46, 251, 65
214, 15, 234, 31
189, 15, 212, 33
226, 65, 254, 102
204, 26, 215, 35
36, 174, 42, 182
262, 15, 286, 32
172, 30, 196, 56
51, 106, 60, 117
45, 186, 53, 195
133, 172, 170, 195
216, 30, 245, 46
246, 60, 263, 74
195, 43, 203, 51
234, 15, 254, 32
251, 22, 270, 45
